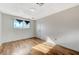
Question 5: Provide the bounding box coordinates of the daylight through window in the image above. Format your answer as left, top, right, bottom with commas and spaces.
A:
14, 19, 30, 29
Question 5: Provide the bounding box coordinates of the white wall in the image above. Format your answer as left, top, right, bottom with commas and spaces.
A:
1, 13, 36, 43
0, 12, 2, 45
36, 6, 79, 51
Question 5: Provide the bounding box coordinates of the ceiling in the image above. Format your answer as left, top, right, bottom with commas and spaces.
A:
0, 3, 79, 20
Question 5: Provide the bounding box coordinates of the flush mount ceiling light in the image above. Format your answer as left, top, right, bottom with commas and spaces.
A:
36, 3, 44, 6
29, 3, 44, 12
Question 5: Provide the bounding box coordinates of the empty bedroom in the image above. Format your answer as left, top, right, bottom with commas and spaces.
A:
0, 3, 79, 55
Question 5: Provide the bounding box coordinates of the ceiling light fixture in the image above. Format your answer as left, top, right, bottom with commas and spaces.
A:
36, 3, 44, 6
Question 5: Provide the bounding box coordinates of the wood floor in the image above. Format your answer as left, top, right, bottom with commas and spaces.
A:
0, 37, 44, 55
0, 37, 79, 55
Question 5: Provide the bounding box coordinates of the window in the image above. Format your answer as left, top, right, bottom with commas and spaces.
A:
14, 19, 31, 29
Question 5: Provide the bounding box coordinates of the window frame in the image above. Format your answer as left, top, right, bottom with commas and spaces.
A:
13, 19, 31, 29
